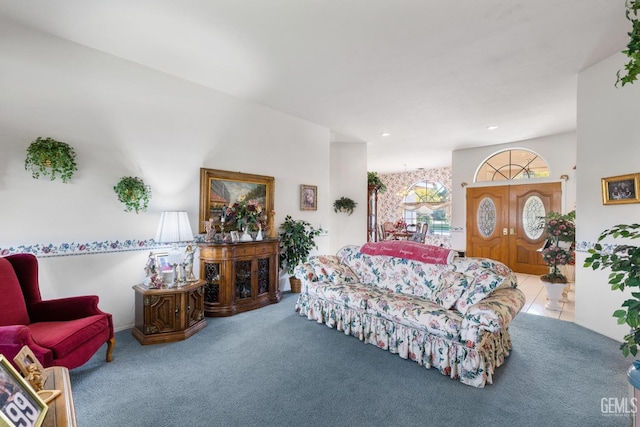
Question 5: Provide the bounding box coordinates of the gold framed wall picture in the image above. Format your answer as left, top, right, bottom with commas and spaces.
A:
300, 184, 317, 211
0, 355, 48, 427
602, 173, 640, 205
199, 168, 275, 234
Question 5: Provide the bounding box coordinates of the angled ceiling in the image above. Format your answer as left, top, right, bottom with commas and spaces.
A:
0, 1, 628, 172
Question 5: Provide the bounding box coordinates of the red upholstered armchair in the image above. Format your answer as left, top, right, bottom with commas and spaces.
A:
0, 253, 115, 369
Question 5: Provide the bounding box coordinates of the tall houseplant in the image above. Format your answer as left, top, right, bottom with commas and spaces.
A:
538, 211, 575, 311
539, 210, 576, 283
114, 176, 152, 213
584, 223, 640, 357
279, 215, 321, 293
24, 137, 78, 183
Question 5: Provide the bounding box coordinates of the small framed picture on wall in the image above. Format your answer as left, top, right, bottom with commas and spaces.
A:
602, 173, 640, 205
300, 185, 317, 211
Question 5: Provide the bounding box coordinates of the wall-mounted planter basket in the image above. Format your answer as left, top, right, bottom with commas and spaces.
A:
114, 176, 152, 213
333, 197, 357, 215
24, 137, 78, 183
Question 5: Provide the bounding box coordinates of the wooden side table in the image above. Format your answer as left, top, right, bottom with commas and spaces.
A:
42, 366, 76, 427
132, 280, 207, 345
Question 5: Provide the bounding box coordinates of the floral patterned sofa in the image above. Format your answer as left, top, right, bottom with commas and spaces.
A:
294, 243, 525, 388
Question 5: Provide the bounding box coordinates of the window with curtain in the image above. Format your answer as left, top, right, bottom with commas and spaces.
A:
400, 180, 450, 236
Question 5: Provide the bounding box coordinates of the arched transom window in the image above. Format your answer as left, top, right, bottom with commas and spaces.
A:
475, 149, 550, 182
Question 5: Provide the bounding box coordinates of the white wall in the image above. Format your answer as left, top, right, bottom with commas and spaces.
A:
576, 51, 640, 340
451, 133, 577, 251
0, 19, 364, 330
329, 141, 368, 252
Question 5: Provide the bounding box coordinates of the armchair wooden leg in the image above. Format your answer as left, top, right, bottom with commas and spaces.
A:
106, 337, 115, 362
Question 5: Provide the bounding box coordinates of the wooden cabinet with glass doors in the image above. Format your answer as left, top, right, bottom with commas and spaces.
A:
198, 240, 280, 317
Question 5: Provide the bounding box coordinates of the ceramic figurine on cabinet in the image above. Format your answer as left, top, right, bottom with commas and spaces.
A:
184, 245, 197, 282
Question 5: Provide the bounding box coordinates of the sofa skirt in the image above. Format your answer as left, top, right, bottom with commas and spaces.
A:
295, 293, 513, 388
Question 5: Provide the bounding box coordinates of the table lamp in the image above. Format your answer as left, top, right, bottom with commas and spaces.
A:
155, 211, 194, 286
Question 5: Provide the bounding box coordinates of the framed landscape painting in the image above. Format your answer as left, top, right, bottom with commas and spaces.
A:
199, 168, 275, 234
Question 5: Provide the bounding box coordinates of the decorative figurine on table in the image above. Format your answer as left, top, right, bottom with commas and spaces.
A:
184, 244, 197, 282
205, 218, 216, 242
144, 252, 163, 288
255, 223, 264, 241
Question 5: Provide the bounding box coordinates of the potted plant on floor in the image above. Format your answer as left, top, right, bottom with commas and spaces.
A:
279, 215, 321, 293
539, 211, 576, 311
584, 223, 640, 357
114, 176, 152, 213
24, 137, 78, 183
333, 197, 357, 215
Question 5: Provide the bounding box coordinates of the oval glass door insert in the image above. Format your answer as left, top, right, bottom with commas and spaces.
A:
522, 195, 545, 240
477, 197, 497, 237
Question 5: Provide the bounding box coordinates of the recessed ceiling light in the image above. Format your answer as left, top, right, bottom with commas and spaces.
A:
486, 125, 499, 131
380, 132, 391, 137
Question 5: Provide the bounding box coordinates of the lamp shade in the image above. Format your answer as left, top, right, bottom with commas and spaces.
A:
154, 211, 194, 243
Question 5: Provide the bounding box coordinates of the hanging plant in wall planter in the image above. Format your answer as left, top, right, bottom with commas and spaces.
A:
114, 176, 152, 213
333, 197, 357, 215
24, 137, 78, 183
617, 0, 640, 87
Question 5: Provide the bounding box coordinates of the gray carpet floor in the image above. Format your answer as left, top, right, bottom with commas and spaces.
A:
69, 293, 631, 427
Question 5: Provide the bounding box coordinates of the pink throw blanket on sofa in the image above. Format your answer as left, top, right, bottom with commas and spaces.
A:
360, 241, 457, 264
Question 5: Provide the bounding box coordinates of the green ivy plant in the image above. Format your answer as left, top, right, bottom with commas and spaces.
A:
24, 137, 78, 183
278, 215, 321, 275
114, 176, 152, 213
617, 0, 640, 87
367, 171, 387, 193
333, 197, 357, 215
584, 224, 640, 357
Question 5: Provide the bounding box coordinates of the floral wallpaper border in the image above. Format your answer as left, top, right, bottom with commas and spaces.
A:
0, 239, 176, 258
0, 235, 612, 260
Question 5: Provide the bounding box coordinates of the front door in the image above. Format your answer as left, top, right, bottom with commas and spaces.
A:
466, 182, 562, 274
466, 186, 509, 263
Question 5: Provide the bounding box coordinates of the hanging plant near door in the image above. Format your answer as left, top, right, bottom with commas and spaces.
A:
114, 176, 152, 213
24, 137, 78, 183
617, 0, 640, 87
333, 197, 357, 215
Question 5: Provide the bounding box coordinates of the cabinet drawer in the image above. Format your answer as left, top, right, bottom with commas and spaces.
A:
233, 245, 255, 257
254, 244, 274, 255
199, 245, 229, 259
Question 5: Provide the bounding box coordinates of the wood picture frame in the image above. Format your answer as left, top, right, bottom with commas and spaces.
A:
199, 168, 275, 234
0, 355, 48, 427
602, 173, 640, 205
300, 184, 317, 211
13, 347, 47, 392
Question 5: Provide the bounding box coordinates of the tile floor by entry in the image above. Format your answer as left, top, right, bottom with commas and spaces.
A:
516, 273, 575, 322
